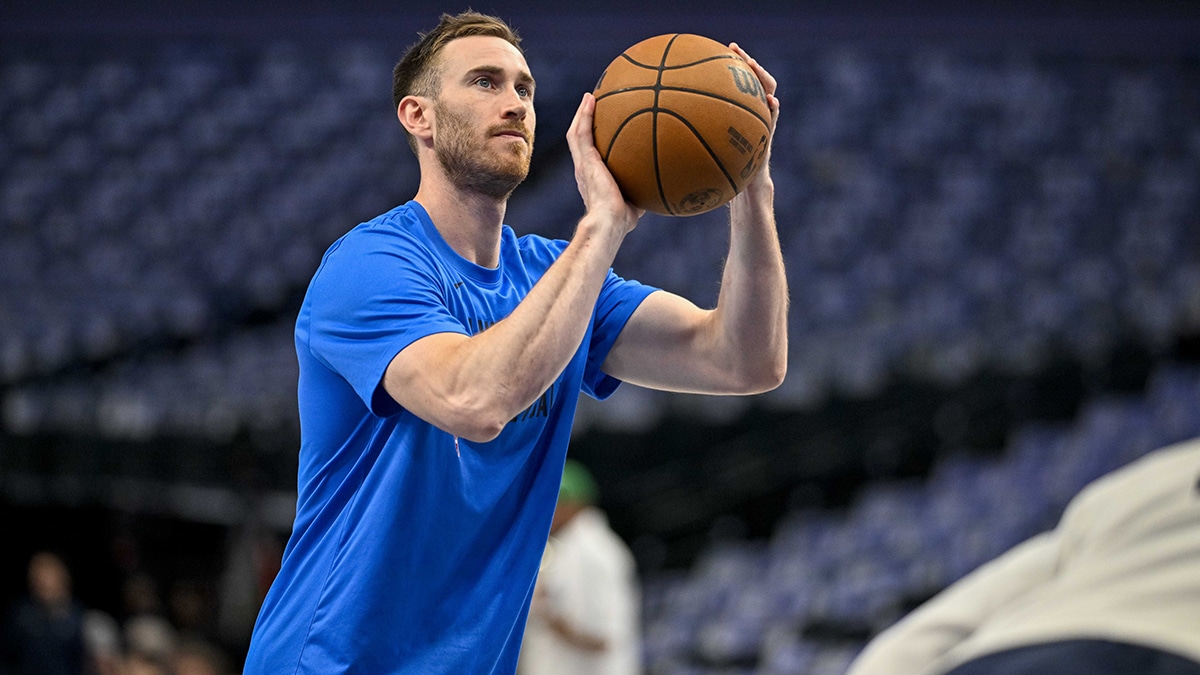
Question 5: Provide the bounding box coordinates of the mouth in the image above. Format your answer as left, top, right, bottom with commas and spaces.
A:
492, 127, 528, 143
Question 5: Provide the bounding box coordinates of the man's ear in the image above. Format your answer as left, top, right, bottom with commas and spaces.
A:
398, 95, 434, 143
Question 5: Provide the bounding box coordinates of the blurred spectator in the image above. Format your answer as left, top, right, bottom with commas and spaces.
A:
123, 613, 177, 672
119, 572, 178, 675
171, 639, 231, 675
121, 651, 169, 675
1, 551, 87, 675
166, 580, 214, 643
519, 460, 641, 675
121, 573, 164, 622
82, 609, 122, 675
846, 437, 1200, 675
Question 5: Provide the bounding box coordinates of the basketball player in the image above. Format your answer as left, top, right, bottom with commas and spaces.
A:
244, 11, 785, 673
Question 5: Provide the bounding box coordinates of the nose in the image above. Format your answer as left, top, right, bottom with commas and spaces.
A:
501, 87, 528, 120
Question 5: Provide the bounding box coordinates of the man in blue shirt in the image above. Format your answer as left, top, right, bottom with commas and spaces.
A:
245, 10, 786, 673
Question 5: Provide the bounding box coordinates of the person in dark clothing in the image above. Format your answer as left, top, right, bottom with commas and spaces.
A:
2, 551, 87, 675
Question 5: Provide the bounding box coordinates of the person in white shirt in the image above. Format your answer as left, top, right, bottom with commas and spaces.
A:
847, 436, 1200, 675
519, 460, 641, 675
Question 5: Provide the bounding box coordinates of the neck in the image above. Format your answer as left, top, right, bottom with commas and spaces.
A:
414, 179, 508, 269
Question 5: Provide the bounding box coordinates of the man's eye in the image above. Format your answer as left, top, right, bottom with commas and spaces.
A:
476, 78, 492, 88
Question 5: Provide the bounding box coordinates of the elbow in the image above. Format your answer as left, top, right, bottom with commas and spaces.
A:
458, 422, 506, 444
442, 388, 532, 443
752, 363, 788, 394
763, 357, 788, 392
737, 350, 787, 394
445, 405, 509, 443
456, 381, 559, 441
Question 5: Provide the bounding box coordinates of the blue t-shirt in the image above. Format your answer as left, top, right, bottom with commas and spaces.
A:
244, 202, 655, 674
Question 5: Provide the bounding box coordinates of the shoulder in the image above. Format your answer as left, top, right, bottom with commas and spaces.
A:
571, 510, 632, 558
494, 230, 569, 279
332, 203, 430, 257
1059, 437, 1200, 540
514, 231, 568, 262
303, 203, 450, 314
317, 203, 441, 277
1081, 437, 1200, 501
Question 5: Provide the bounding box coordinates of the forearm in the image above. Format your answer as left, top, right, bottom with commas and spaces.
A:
715, 175, 789, 390
682, 40, 785, 393
603, 178, 787, 395
469, 216, 626, 411
385, 215, 627, 441
715, 42, 787, 391
541, 612, 609, 653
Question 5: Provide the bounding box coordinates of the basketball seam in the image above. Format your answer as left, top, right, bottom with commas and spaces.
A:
617, 52, 740, 71
660, 110, 740, 197
651, 34, 680, 215
600, 111, 649, 161
594, 86, 771, 129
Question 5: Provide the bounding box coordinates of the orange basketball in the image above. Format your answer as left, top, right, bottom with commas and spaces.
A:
592, 33, 771, 216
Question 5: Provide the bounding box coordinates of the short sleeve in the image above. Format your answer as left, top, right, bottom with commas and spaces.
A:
584, 271, 657, 400
304, 228, 467, 417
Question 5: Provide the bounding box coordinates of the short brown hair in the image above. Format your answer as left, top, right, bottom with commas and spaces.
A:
392, 11, 524, 154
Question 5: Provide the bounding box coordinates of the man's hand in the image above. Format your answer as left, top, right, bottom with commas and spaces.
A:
566, 92, 644, 235
729, 42, 779, 197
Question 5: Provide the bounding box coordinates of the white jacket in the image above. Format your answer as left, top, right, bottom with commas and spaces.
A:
847, 437, 1200, 675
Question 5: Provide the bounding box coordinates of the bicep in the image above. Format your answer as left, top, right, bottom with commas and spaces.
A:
381, 331, 493, 438
382, 331, 462, 401
601, 290, 730, 393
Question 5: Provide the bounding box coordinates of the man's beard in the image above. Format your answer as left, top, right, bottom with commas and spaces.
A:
433, 101, 533, 201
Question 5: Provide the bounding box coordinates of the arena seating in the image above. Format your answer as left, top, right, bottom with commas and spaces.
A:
2, 39, 1197, 438
639, 364, 1200, 673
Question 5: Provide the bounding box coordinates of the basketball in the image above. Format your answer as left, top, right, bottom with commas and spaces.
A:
592, 33, 772, 216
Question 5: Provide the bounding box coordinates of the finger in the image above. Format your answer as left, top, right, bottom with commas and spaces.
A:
566, 93, 612, 206
728, 42, 777, 98
732, 43, 777, 96
729, 41, 780, 133
567, 92, 599, 158
566, 93, 586, 147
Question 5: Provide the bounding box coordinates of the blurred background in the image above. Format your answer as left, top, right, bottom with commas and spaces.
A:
2, 0, 1198, 672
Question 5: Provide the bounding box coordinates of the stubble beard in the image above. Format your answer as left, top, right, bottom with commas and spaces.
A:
433, 102, 533, 201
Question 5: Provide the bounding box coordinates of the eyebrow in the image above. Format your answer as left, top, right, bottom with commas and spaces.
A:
466, 65, 536, 89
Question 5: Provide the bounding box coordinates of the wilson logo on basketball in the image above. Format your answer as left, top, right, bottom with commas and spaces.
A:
727, 65, 767, 105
